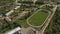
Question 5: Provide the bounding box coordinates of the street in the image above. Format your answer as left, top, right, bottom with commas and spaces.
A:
39, 5, 57, 34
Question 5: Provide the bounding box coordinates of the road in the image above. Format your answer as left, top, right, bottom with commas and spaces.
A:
39, 5, 58, 34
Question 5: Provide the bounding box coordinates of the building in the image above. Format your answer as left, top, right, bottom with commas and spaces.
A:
5, 10, 14, 16
4, 27, 21, 34
4, 27, 39, 34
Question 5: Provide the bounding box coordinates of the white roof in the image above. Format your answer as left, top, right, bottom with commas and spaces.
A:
5, 10, 14, 16
5, 6, 20, 16
14, 6, 20, 10
16, 3, 21, 6
4, 27, 21, 34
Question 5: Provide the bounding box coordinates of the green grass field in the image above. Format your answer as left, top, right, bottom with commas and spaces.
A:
15, 19, 29, 28
0, 9, 9, 14
29, 11, 48, 26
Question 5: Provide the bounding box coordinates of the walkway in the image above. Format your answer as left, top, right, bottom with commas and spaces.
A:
39, 5, 58, 34
26, 5, 51, 28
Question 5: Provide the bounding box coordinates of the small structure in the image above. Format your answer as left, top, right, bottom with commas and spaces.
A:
5, 10, 14, 16
4, 27, 21, 34
16, 3, 21, 6
14, 6, 20, 10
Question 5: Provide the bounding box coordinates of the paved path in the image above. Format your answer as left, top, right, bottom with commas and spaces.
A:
39, 5, 58, 34
26, 5, 51, 28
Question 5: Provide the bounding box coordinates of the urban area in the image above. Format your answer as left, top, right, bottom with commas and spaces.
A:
0, 0, 60, 34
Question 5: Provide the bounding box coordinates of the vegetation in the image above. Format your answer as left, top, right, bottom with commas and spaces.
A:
29, 10, 48, 26
50, 0, 60, 4
0, 0, 15, 6
0, 0, 59, 34
40, 5, 53, 11
36, 0, 45, 2
0, 0, 16, 33
10, 5, 28, 17
45, 8, 60, 34
18, 0, 33, 3
0, 0, 15, 15
0, 19, 14, 33
15, 19, 29, 28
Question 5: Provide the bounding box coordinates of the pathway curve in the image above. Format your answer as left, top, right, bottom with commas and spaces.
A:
39, 5, 58, 34
26, 5, 51, 28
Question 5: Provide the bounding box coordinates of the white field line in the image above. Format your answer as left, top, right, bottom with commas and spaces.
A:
26, 5, 51, 28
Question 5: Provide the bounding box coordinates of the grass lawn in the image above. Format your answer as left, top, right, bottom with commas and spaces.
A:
15, 19, 29, 28
29, 11, 48, 26
0, 10, 9, 14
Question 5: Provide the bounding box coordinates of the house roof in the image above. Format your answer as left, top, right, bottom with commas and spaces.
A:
4, 27, 21, 34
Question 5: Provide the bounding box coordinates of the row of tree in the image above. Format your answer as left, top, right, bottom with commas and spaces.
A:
45, 7, 60, 34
